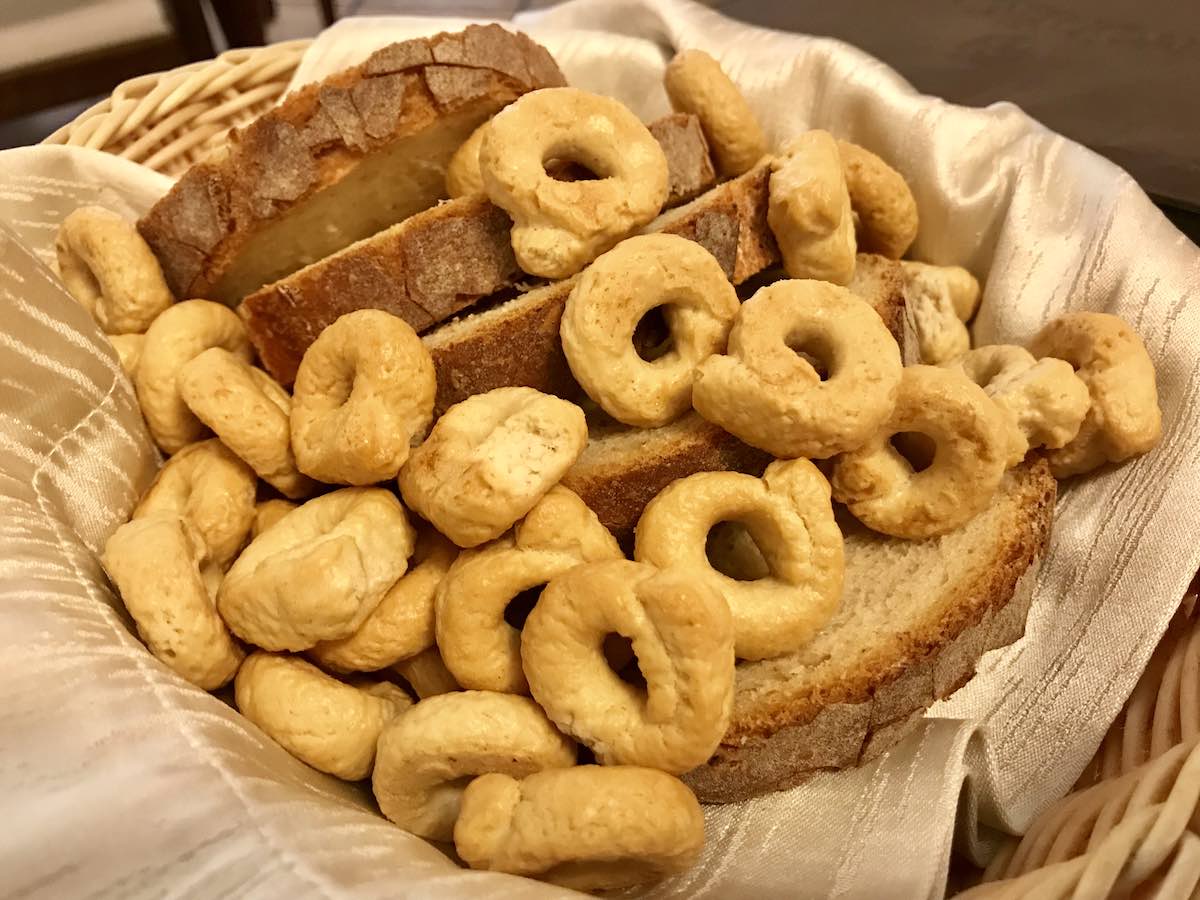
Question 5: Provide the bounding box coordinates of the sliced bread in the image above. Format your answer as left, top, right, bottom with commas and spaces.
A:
682, 457, 1057, 802
243, 196, 516, 383
240, 112, 718, 383
561, 412, 772, 547
138, 24, 565, 304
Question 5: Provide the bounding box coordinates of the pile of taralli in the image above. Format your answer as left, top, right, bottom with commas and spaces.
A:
57, 25, 1163, 892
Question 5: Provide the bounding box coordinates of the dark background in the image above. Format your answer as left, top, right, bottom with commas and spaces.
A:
1, 0, 1196, 242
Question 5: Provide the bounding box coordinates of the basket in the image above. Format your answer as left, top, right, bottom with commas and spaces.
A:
43, 41, 310, 177
39, 36, 1199, 900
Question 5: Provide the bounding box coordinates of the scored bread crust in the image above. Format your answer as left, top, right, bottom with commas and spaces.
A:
682, 457, 1057, 803
139, 24, 565, 304
244, 196, 516, 384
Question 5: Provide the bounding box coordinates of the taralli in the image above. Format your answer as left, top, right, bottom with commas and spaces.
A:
478, 87, 669, 278
102, 514, 243, 690
372, 691, 576, 841
135, 300, 253, 453
941, 344, 1090, 466
831, 365, 1010, 538
393, 647, 460, 698
398, 387, 588, 548
901, 261, 981, 322
445, 120, 489, 198
55, 205, 174, 334
218, 488, 415, 651
635, 459, 844, 659
1029, 311, 1162, 477
768, 130, 856, 285
132, 439, 256, 569
235, 652, 410, 780
311, 529, 457, 673
435, 486, 622, 693
455, 766, 705, 891
560, 234, 739, 428
109, 334, 144, 379
693, 279, 902, 459
837, 140, 919, 259
291, 309, 436, 485
251, 499, 297, 539
522, 559, 734, 773
901, 261, 980, 364
179, 348, 314, 499
663, 49, 766, 178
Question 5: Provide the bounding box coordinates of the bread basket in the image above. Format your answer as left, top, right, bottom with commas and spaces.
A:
43, 41, 310, 177
26, 21, 1200, 899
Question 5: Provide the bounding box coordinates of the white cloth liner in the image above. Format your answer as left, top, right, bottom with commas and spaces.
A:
2, 1, 1199, 896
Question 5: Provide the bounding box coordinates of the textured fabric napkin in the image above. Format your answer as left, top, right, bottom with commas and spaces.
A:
2, 1, 1199, 897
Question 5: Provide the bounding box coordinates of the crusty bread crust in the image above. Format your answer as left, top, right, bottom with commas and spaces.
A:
561, 413, 771, 547
244, 196, 516, 384
682, 457, 1057, 802
648, 113, 716, 207
645, 161, 776, 283
425, 279, 578, 415
139, 25, 564, 303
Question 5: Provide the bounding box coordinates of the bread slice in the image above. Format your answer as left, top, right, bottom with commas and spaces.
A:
560, 412, 772, 546
648, 113, 716, 207
240, 113, 717, 383
644, 160, 775, 283
138, 24, 565, 304
424, 252, 905, 417
243, 196, 516, 383
682, 457, 1057, 803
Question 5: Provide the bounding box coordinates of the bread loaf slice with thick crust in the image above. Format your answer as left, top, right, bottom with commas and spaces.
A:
240, 112, 719, 383
138, 24, 564, 304
424, 251, 905, 420
683, 458, 1056, 802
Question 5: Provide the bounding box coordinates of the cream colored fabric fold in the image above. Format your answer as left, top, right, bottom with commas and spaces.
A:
2, 1, 1200, 897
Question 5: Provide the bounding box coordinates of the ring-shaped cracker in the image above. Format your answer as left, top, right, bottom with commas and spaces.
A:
55, 206, 173, 334
837, 140, 919, 259
398, 387, 588, 548
455, 766, 705, 891
435, 486, 621, 693
180, 347, 314, 499
663, 49, 766, 178
218, 488, 415, 651
311, 529, 457, 673
693, 279, 902, 458
372, 691, 575, 841
235, 652, 410, 780
479, 87, 669, 279
522, 559, 734, 774
768, 130, 856, 285
561, 233, 739, 428
831, 365, 1009, 538
1030, 311, 1161, 477
133, 439, 256, 569
136, 300, 253, 453
102, 513, 243, 690
942, 344, 1090, 467
635, 459, 844, 659
291, 309, 435, 485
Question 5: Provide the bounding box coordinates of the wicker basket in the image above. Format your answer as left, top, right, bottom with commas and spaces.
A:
41, 36, 1200, 900
43, 41, 310, 177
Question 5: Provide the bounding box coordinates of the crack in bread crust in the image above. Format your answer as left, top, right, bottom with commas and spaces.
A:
682, 457, 1056, 803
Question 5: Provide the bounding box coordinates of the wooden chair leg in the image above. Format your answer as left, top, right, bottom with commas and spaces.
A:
319, 0, 338, 27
